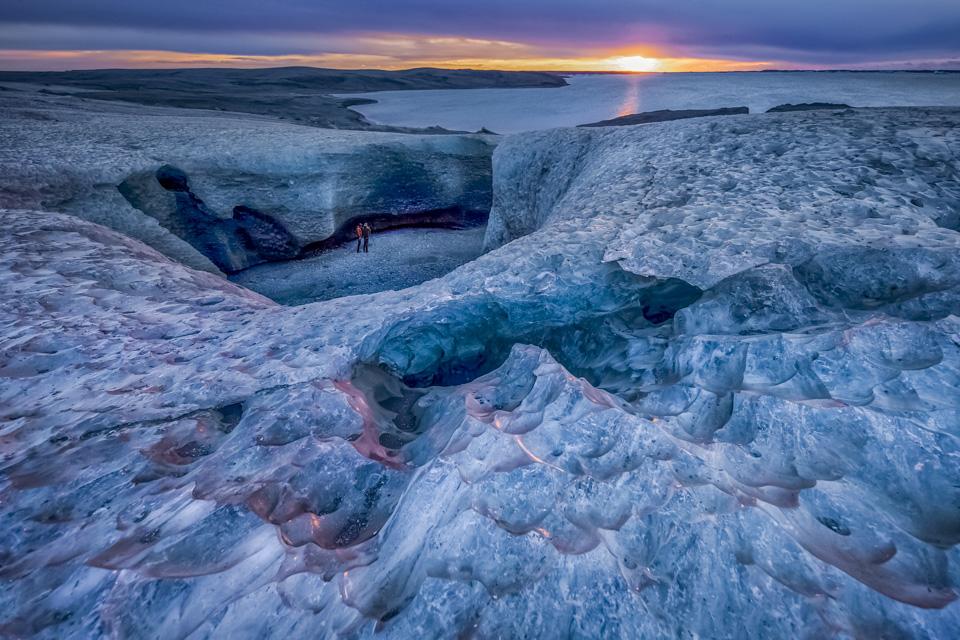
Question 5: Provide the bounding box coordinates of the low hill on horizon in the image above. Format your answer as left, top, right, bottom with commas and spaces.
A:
0, 66, 567, 131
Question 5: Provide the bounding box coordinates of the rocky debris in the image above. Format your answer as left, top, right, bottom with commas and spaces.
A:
301, 206, 488, 254
767, 102, 853, 112
578, 106, 749, 127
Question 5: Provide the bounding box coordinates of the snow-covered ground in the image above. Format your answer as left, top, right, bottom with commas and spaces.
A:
2, 106, 960, 639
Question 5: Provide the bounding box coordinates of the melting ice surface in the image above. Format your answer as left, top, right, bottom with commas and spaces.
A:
2, 106, 960, 638
346, 71, 960, 133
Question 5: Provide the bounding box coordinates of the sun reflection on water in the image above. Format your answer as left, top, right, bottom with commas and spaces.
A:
616, 75, 645, 117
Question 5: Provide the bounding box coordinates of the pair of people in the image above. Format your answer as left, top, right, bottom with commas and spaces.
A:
354, 222, 372, 253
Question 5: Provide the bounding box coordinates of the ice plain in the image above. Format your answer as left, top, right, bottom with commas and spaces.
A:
1, 104, 960, 638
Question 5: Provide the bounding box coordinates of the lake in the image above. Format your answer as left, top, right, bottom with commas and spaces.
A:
343, 71, 960, 134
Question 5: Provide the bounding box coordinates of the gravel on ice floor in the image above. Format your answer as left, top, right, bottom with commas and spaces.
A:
229, 225, 487, 304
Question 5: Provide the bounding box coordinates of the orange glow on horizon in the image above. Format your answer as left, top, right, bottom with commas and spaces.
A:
0, 46, 777, 73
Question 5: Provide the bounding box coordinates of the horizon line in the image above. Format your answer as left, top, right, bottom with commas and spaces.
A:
2, 65, 958, 74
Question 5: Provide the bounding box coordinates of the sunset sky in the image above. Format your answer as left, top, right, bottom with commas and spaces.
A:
1, 0, 958, 72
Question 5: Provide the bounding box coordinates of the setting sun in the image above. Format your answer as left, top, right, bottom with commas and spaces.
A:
610, 55, 662, 72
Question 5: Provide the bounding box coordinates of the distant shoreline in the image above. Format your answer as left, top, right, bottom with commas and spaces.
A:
2, 66, 956, 136
554, 69, 960, 76
0, 67, 568, 134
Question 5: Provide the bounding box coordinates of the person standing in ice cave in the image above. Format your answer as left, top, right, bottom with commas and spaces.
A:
362, 222, 371, 253
355, 223, 363, 253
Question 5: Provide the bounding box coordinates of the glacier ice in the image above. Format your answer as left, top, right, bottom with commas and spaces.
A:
1, 106, 960, 638
0, 90, 494, 275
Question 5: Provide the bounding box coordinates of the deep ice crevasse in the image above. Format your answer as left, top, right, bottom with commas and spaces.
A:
2, 106, 960, 638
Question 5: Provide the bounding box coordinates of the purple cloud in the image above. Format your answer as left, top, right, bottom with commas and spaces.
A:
0, 0, 958, 66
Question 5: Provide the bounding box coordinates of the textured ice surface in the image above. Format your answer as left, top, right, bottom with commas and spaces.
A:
2, 106, 960, 639
0, 90, 494, 274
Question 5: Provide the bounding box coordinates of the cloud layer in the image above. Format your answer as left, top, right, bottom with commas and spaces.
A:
0, 0, 958, 70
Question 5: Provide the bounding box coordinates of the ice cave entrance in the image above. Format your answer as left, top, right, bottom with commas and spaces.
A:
228, 215, 488, 305
129, 164, 494, 305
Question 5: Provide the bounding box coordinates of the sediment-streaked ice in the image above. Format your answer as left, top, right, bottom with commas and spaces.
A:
1, 106, 959, 639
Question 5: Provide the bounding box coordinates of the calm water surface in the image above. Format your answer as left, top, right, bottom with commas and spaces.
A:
343, 72, 960, 133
